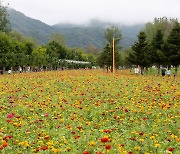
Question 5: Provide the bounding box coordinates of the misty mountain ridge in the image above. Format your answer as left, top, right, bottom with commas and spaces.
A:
7, 8, 145, 49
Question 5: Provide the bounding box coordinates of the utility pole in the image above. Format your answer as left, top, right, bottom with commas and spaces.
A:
112, 37, 115, 73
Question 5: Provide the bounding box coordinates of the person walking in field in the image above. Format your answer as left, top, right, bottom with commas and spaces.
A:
161, 67, 166, 76
134, 67, 139, 75
167, 69, 171, 77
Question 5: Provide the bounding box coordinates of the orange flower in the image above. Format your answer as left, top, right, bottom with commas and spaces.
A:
2, 141, 7, 148
74, 135, 80, 139
41, 145, 48, 150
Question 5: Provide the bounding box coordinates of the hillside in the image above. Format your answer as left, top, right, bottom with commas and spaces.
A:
7, 8, 145, 49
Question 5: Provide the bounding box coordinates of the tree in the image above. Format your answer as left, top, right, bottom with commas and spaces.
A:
32, 46, 47, 69
145, 17, 177, 41
127, 31, 150, 74
98, 25, 122, 72
0, 31, 12, 72
150, 29, 164, 75
0, 1, 10, 32
104, 25, 121, 45
46, 41, 59, 70
97, 44, 112, 72
85, 44, 100, 55
166, 22, 180, 75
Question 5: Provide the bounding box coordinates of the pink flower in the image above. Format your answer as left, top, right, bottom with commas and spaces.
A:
44, 113, 48, 117
7, 113, 14, 119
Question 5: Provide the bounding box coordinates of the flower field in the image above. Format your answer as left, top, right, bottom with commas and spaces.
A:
0, 70, 179, 154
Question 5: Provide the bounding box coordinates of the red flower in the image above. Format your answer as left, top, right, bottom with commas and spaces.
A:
168, 147, 174, 152
6, 120, 11, 123
167, 138, 171, 142
83, 151, 90, 154
125, 109, 128, 112
128, 152, 134, 154
104, 130, 111, 133
142, 117, 147, 120
139, 132, 144, 136
3, 135, 13, 142
130, 137, 136, 141
101, 137, 108, 143
105, 144, 111, 150
120, 144, 125, 147
96, 152, 102, 154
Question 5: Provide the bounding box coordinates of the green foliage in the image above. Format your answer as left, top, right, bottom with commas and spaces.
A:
97, 44, 112, 68
163, 22, 180, 75
127, 31, 150, 70
150, 30, 164, 65
0, 2, 10, 32
104, 24, 121, 46
145, 17, 177, 41
32, 46, 47, 67
166, 22, 180, 66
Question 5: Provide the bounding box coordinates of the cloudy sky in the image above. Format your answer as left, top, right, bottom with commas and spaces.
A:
2, 0, 180, 25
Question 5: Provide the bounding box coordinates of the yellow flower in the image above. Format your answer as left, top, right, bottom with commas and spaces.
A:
66, 147, 71, 151
99, 129, 103, 132
139, 138, 144, 142
89, 141, 95, 146
134, 146, 141, 151
131, 131, 136, 135
150, 136, 155, 140
154, 143, 160, 148
52, 148, 61, 153
86, 121, 91, 126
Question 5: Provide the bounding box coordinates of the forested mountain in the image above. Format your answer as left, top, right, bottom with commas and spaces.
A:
8, 8, 144, 49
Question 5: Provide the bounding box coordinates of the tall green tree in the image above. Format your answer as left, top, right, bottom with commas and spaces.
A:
0, 31, 12, 71
97, 44, 112, 72
127, 31, 150, 74
0, 1, 10, 32
150, 29, 164, 74
32, 46, 47, 69
46, 42, 58, 69
165, 22, 180, 75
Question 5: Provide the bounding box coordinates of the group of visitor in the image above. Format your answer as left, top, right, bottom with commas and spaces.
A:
134, 67, 172, 77
161, 68, 171, 76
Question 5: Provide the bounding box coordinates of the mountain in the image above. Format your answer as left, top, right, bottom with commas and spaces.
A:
7, 8, 145, 49
7, 8, 57, 44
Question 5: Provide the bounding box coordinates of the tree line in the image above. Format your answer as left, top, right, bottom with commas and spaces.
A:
98, 17, 180, 75
0, 4, 96, 73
